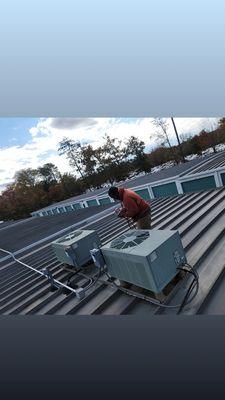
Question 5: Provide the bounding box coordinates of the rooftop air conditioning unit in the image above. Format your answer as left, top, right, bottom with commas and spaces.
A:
101, 229, 186, 293
51, 230, 101, 269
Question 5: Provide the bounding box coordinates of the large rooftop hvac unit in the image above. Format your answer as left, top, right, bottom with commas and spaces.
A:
101, 229, 186, 293
51, 230, 101, 269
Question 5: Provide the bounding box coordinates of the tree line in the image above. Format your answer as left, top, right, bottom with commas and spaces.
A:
1, 118, 225, 221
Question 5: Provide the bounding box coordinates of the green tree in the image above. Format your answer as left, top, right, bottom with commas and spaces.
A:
124, 136, 151, 173
80, 144, 97, 176
59, 173, 84, 198
98, 134, 126, 168
124, 136, 145, 158
58, 138, 85, 179
91, 134, 129, 184
14, 168, 38, 189
38, 163, 61, 191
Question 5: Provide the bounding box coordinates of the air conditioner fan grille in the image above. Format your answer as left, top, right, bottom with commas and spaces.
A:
58, 231, 83, 243
110, 231, 150, 250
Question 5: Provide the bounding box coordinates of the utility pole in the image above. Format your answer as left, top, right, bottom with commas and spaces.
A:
171, 117, 186, 163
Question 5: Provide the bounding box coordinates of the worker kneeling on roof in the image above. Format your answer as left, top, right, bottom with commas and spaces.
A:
108, 186, 151, 229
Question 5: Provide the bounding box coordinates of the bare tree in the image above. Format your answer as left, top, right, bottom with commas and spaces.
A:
151, 118, 173, 147
151, 118, 178, 164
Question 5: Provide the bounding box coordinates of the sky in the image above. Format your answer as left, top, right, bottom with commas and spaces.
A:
0, 117, 221, 192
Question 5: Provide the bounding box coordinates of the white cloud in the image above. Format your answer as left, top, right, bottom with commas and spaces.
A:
29, 127, 39, 137
0, 117, 221, 188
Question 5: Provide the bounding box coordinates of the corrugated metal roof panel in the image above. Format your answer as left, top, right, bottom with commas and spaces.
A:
186, 150, 225, 174
1, 187, 225, 315
0, 203, 115, 253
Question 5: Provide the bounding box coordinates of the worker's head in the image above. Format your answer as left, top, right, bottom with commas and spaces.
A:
108, 186, 120, 200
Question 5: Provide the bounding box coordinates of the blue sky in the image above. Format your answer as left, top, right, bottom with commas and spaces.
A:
0, 117, 221, 192
0, 118, 38, 147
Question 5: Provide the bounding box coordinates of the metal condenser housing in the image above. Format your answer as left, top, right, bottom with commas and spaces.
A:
51, 230, 101, 269
101, 229, 186, 293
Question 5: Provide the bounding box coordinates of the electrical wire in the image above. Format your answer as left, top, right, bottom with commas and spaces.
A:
0, 246, 199, 311
63, 261, 104, 291
105, 262, 199, 310
176, 264, 200, 311
81, 268, 102, 290
76, 265, 104, 291
180, 282, 197, 309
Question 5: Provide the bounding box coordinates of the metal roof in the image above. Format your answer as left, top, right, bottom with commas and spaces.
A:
0, 203, 115, 254
186, 150, 225, 175
0, 221, 18, 229
122, 155, 214, 187
1, 186, 225, 315
0, 219, 27, 229
34, 152, 221, 213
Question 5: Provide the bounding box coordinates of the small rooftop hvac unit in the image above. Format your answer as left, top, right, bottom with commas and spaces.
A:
51, 230, 101, 269
101, 229, 187, 293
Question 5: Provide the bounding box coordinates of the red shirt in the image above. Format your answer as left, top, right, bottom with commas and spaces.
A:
118, 188, 150, 220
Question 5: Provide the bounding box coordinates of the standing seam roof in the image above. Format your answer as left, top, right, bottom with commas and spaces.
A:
1, 187, 225, 315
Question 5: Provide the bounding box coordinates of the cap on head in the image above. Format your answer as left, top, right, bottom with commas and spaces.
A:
108, 186, 120, 199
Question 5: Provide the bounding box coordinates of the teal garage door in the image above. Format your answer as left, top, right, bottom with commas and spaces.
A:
134, 188, 151, 201
152, 182, 178, 198
58, 207, 65, 213
181, 176, 216, 193
87, 199, 98, 207
65, 205, 73, 212
72, 203, 81, 210
221, 173, 225, 186
47, 210, 52, 215
98, 197, 111, 205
